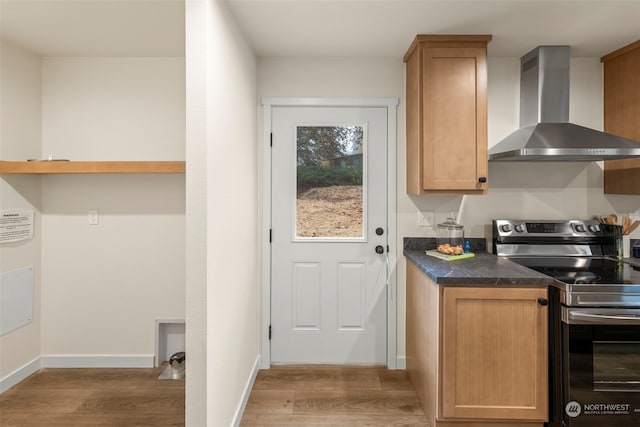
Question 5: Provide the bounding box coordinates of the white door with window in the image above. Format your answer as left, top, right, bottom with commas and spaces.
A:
269, 105, 389, 364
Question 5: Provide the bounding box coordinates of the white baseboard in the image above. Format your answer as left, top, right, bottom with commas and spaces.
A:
2, 354, 156, 394
396, 355, 406, 370
41, 354, 155, 368
232, 355, 261, 427
0, 357, 41, 394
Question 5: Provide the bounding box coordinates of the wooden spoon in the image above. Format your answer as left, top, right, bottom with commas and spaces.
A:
628, 221, 640, 235
607, 214, 618, 225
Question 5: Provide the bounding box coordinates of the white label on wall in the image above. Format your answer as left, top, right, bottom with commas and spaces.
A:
0, 209, 34, 243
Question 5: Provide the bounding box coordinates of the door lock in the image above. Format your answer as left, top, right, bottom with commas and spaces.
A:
375, 227, 384, 236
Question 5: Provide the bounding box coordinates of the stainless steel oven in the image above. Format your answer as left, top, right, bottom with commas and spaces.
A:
557, 291, 640, 425
493, 219, 640, 427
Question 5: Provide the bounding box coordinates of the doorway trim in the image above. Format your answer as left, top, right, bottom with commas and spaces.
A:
260, 97, 398, 369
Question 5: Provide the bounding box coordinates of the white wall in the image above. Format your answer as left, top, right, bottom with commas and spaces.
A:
41, 58, 185, 161
258, 55, 640, 363
186, 1, 259, 426
39, 58, 185, 362
0, 40, 43, 384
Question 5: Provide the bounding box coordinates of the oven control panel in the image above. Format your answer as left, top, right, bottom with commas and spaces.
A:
492, 219, 620, 258
493, 219, 603, 237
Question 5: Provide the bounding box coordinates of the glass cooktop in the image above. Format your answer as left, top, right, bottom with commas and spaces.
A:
509, 257, 640, 285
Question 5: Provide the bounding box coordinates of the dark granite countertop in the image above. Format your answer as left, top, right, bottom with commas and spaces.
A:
404, 238, 554, 286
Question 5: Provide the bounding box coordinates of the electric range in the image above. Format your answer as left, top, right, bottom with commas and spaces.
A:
493, 219, 640, 427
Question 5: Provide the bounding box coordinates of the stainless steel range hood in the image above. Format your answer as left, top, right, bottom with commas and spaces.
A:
488, 46, 640, 162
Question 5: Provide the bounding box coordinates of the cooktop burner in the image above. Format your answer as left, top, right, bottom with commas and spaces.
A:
540, 268, 601, 284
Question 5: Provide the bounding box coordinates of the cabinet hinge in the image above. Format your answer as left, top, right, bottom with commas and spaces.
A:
270, 133, 273, 147
268, 325, 272, 340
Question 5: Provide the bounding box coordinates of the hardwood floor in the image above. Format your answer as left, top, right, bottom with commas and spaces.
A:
240, 365, 429, 426
1, 365, 426, 426
0, 364, 184, 427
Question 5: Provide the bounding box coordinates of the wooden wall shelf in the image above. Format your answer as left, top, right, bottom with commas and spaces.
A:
0, 161, 185, 174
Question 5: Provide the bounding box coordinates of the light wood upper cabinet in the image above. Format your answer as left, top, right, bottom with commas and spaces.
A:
602, 40, 640, 195
404, 35, 491, 195
406, 261, 548, 427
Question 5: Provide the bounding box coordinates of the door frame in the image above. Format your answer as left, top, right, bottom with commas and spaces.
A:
260, 97, 398, 369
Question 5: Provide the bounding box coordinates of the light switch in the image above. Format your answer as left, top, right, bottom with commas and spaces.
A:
88, 209, 99, 225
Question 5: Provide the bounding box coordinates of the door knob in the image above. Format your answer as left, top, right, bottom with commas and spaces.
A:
375, 245, 385, 254
537, 298, 549, 306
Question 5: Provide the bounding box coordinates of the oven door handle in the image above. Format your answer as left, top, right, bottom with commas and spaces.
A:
568, 311, 640, 325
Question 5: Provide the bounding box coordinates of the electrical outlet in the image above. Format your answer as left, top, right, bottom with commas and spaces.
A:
418, 210, 434, 227
88, 209, 99, 225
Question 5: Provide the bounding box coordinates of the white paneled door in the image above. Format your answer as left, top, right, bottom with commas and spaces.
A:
271, 106, 388, 364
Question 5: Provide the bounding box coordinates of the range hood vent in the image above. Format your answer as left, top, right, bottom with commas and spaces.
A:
488, 46, 640, 162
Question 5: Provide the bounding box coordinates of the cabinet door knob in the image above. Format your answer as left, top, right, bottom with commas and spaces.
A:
478, 176, 487, 183
537, 298, 549, 306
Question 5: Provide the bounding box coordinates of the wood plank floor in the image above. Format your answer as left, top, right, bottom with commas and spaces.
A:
1, 365, 426, 426
240, 365, 429, 426
0, 364, 184, 427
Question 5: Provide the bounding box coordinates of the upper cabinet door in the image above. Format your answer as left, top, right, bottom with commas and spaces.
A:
602, 40, 640, 195
405, 35, 491, 195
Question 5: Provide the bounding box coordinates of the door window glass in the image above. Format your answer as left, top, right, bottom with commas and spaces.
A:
295, 125, 365, 239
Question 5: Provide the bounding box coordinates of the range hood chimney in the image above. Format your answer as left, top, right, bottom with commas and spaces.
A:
488, 46, 640, 161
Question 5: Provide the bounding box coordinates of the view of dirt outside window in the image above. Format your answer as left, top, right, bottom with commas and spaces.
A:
296, 125, 365, 238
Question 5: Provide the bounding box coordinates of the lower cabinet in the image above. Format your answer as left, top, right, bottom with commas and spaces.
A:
406, 261, 548, 427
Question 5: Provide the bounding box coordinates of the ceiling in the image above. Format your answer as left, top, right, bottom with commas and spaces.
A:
0, 0, 185, 57
227, 0, 640, 58
1, 0, 639, 58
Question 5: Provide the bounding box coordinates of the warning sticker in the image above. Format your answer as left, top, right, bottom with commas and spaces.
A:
0, 209, 34, 243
